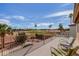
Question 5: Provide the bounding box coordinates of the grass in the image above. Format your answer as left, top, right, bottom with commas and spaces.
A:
25, 29, 54, 38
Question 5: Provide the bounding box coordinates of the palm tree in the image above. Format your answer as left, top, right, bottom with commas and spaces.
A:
32, 24, 37, 43
49, 24, 52, 29
58, 23, 64, 31
0, 24, 12, 55
58, 23, 64, 36
34, 24, 37, 34
69, 13, 73, 24
7, 27, 13, 48
34, 24, 37, 30
48, 24, 52, 33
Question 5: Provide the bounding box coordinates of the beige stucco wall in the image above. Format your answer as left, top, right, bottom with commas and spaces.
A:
69, 25, 76, 38
73, 23, 79, 47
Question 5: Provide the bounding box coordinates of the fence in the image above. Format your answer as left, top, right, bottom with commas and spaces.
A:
0, 30, 70, 56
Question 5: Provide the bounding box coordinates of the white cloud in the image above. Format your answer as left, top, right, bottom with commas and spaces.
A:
30, 22, 54, 26
44, 10, 73, 18
13, 16, 25, 20
5, 15, 26, 21
60, 3, 71, 7
37, 23, 54, 26
28, 22, 55, 29
0, 19, 11, 25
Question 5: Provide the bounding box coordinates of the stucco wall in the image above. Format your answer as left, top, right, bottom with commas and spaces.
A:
69, 25, 76, 38
73, 23, 79, 47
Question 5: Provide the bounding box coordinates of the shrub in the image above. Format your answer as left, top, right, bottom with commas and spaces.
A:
16, 32, 27, 45
35, 33, 44, 40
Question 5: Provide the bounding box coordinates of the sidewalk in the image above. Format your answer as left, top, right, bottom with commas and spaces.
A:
6, 37, 54, 56
0, 44, 22, 56
26, 37, 70, 56
6, 37, 71, 56
0, 42, 32, 56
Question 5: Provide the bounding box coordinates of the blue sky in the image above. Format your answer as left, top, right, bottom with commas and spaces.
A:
0, 3, 74, 29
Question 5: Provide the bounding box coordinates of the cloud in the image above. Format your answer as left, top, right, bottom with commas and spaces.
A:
13, 16, 25, 20
35, 23, 54, 26
0, 19, 11, 25
29, 22, 54, 27
28, 22, 54, 29
5, 15, 26, 21
44, 10, 73, 18
60, 3, 71, 7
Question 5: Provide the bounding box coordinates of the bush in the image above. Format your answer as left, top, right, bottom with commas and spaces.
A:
16, 32, 27, 45
35, 33, 44, 40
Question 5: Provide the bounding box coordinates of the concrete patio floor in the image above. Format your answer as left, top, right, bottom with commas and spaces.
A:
6, 37, 73, 56
26, 37, 68, 56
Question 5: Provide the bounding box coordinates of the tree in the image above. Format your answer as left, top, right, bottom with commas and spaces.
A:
15, 32, 27, 47
58, 23, 64, 32
34, 24, 37, 35
34, 24, 37, 29
69, 13, 73, 24
58, 23, 64, 36
0, 24, 12, 55
48, 24, 52, 33
49, 24, 52, 29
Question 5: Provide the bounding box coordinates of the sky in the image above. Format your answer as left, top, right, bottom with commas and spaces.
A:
0, 3, 74, 29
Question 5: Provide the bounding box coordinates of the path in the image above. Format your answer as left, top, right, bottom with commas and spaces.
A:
7, 37, 54, 56
6, 37, 72, 56
26, 37, 72, 56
